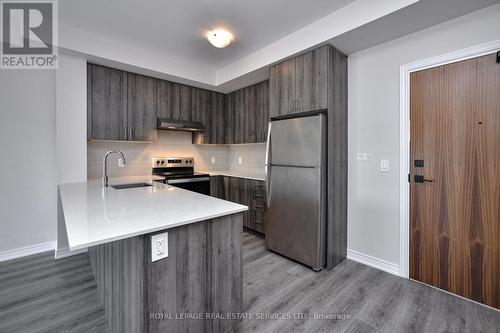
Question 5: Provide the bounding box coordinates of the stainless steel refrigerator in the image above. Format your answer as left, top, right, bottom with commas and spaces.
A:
265, 114, 326, 271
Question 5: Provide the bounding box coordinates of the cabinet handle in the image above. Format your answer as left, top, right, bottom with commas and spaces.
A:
255, 204, 264, 209
254, 219, 263, 225
125, 127, 128, 140
129, 127, 133, 140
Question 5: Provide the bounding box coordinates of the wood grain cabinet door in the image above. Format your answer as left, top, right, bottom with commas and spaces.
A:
87, 64, 128, 141
410, 53, 499, 309
295, 51, 314, 113
269, 58, 296, 117
255, 80, 270, 142
210, 92, 225, 144
127, 74, 158, 142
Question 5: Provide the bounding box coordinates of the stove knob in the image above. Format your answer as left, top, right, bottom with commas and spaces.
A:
161, 160, 165, 165
156, 160, 160, 165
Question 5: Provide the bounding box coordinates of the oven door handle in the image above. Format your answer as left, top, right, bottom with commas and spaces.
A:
167, 177, 210, 184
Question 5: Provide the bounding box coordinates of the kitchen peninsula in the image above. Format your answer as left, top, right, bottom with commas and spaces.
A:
58, 177, 247, 333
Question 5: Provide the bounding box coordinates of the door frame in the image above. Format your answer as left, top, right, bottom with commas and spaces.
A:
398, 40, 500, 278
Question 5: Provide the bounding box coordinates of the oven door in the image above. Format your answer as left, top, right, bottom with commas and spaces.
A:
167, 177, 210, 195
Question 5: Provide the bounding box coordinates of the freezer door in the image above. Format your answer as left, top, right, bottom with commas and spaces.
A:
265, 165, 326, 269
269, 115, 325, 167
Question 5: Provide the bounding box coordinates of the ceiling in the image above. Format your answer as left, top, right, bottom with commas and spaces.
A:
60, 0, 356, 69
59, 0, 500, 92
330, 0, 500, 54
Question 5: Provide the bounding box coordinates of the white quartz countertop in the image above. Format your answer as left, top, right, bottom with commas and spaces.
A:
59, 176, 248, 251
200, 170, 265, 181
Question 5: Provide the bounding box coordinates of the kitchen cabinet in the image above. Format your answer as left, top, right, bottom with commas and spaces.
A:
210, 176, 266, 233
157, 81, 191, 121
225, 80, 269, 144
127, 73, 158, 141
87, 64, 128, 141
269, 46, 328, 117
192, 90, 225, 144
87, 64, 157, 142
88, 63, 266, 145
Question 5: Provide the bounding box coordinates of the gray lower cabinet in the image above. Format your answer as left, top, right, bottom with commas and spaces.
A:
210, 176, 266, 233
89, 214, 243, 333
87, 64, 158, 142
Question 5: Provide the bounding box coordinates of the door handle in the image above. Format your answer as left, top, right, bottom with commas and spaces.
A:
414, 175, 433, 183
265, 122, 272, 208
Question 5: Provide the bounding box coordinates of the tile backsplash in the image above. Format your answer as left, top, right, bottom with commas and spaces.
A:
87, 131, 227, 178
87, 131, 266, 179
228, 144, 266, 174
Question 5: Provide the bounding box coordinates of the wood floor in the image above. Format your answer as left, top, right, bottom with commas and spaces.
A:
0, 251, 110, 333
1, 231, 499, 332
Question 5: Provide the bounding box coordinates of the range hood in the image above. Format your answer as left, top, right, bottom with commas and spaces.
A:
157, 118, 204, 132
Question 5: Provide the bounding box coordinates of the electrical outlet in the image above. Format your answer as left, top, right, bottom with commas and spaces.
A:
211, 156, 216, 164
151, 232, 168, 262
118, 158, 125, 167
238, 157, 243, 164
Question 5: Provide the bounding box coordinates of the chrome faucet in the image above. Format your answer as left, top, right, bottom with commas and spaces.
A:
102, 150, 127, 187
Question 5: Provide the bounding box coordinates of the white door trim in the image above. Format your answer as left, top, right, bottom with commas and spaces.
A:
399, 40, 500, 278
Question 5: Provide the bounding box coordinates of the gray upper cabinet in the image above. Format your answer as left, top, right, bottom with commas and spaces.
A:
269, 46, 328, 117
88, 63, 268, 145
87, 64, 128, 141
88, 64, 157, 142
157, 81, 191, 121
225, 80, 269, 144
127, 74, 158, 142
192, 89, 225, 144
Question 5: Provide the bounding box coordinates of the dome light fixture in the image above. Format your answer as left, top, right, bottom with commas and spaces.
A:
206, 29, 233, 48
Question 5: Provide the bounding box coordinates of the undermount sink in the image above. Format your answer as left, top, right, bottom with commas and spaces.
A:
111, 183, 153, 190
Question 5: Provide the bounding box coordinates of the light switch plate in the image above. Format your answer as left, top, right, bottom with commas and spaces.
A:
151, 232, 168, 262
238, 157, 243, 164
356, 153, 372, 160
211, 156, 216, 164
380, 159, 389, 172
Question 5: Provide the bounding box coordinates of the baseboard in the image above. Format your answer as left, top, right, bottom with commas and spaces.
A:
347, 248, 400, 276
0, 241, 56, 263
55, 247, 87, 260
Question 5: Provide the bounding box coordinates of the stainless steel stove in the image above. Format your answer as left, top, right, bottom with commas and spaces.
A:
152, 157, 210, 195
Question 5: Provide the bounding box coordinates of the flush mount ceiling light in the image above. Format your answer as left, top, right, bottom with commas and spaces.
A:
206, 29, 233, 48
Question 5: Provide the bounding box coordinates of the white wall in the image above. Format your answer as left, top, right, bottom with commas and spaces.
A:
55, 53, 88, 256
0, 70, 57, 255
56, 53, 87, 184
347, 4, 500, 266
227, 144, 266, 175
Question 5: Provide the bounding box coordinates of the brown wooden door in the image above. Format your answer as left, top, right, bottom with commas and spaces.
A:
410, 53, 500, 309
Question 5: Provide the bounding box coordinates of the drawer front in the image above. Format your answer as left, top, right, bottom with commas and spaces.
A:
252, 181, 266, 200
252, 199, 266, 212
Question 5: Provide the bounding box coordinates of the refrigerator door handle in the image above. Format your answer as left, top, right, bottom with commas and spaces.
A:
265, 121, 272, 208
